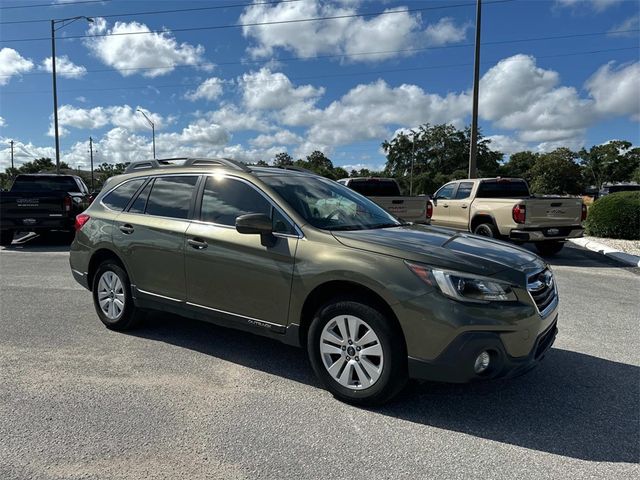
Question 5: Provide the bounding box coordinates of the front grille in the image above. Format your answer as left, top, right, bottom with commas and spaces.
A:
527, 268, 557, 315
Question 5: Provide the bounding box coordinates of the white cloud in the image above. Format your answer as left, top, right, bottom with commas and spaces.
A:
185, 77, 224, 101
249, 129, 303, 148
157, 120, 230, 147
585, 61, 640, 118
39, 55, 87, 79
555, 0, 622, 12
239, 1, 467, 62
0, 137, 55, 170
424, 17, 471, 46
47, 104, 167, 136
608, 14, 640, 36
0, 48, 34, 85
0, 117, 5, 127
205, 105, 274, 132
485, 135, 529, 155
241, 68, 324, 110
85, 18, 211, 77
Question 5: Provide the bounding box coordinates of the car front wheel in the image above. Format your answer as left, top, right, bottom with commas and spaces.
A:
92, 260, 145, 330
307, 298, 407, 406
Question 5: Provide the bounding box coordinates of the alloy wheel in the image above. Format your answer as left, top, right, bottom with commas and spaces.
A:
319, 315, 384, 390
97, 271, 125, 320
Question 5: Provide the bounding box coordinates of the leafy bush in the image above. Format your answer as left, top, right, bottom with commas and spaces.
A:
585, 191, 640, 240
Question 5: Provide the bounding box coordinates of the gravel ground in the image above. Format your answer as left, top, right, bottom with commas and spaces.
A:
1, 237, 639, 480
582, 236, 640, 256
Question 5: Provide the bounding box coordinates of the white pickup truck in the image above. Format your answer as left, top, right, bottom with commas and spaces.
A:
338, 177, 430, 224
429, 177, 586, 255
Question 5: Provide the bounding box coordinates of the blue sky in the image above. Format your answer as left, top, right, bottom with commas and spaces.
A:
0, 0, 638, 171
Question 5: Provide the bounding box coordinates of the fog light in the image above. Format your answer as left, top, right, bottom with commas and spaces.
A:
474, 351, 491, 374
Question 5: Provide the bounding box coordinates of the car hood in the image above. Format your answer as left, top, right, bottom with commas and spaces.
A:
332, 224, 546, 278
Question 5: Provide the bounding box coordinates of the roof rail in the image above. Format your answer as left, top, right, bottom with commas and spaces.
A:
270, 165, 318, 175
124, 157, 251, 174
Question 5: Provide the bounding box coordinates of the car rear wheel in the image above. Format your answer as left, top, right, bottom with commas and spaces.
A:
0, 230, 14, 247
535, 241, 565, 256
473, 222, 499, 238
307, 298, 407, 406
92, 260, 145, 331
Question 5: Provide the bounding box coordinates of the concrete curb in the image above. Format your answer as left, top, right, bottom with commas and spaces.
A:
569, 238, 640, 267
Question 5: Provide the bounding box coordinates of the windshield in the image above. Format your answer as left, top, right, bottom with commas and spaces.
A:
261, 175, 401, 231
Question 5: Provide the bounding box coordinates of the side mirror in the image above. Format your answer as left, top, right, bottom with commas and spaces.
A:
235, 213, 272, 235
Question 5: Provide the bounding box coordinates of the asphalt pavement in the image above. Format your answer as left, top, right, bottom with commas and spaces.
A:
1, 234, 638, 479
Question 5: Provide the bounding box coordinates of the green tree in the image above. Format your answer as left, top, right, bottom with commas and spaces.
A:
579, 141, 640, 189
273, 152, 294, 167
16, 157, 70, 173
501, 151, 538, 184
381, 123, 503, 194
529, 148, 583, 195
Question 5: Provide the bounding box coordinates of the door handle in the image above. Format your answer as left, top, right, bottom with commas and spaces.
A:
119, 224, 134, 234
187, 238, 208, 250
461, 205, 468, 209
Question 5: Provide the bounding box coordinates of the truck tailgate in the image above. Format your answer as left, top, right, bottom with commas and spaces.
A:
525, 198, 582, 226
1, 193, 69, 227
370, 196, 427, 223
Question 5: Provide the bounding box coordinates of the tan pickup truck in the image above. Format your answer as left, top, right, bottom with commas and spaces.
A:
429, 178, 586, 255
338, 177, 429, 224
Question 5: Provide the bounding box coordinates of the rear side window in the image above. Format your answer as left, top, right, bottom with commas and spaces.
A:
101, 178, 146, 211
145, 176, 198, 219
435, 183, 455, 200
347, 179, 400, 197
10, 175, 81, 193
200, 177, 271, 226
477, 180, 530, 198
454, 182, 474, 199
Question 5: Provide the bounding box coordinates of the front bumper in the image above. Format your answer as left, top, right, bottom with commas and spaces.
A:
408, 316, 558, 382
509, 226, 583, 242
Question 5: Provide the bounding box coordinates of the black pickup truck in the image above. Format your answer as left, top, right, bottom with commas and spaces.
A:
0, 174, 92, 246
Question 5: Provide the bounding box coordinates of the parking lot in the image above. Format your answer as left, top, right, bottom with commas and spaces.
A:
1, 235, 638, 480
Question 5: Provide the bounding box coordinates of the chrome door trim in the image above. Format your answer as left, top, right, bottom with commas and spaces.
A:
186, 301, 282, 327
136, 287, 182, 303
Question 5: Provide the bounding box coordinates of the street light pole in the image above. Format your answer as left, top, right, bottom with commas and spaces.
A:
137, 109, 156, 159
89, 136, 95, 191
468, 0, 482, 179
51, 20, 61, 175
50, 16, 93, 175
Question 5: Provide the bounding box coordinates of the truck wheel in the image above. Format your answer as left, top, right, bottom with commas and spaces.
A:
535, 241, 565, 256
307, 297, 407, 406
92, 260, 145, 331
473, 222, 499, 238
0, 230, 14, 247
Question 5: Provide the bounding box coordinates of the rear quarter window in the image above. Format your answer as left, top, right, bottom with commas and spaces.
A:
101, 178, 147, 211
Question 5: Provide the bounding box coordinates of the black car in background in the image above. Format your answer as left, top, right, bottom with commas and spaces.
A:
0, 174, 92, 246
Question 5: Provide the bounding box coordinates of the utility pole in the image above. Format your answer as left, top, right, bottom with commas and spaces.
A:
468, 0, 482, 179
9, 140, 14, 170
89, 136, 95, 191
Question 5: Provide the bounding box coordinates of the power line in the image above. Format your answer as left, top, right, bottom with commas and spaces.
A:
3, 46, 636, 95
0, 0, 516, 43
1, 27, 637, 79
0, 0, 304, 25
0, 0, 111, 10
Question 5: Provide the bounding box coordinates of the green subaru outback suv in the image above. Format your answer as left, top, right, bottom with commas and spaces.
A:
70, 158, 558, 405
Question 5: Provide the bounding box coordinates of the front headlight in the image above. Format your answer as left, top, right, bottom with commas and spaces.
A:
406, 262, 517, 303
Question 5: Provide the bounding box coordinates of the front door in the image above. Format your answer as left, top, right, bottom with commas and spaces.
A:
184, 175, 298, 327
430, 182, 456, 227
446, 181, 474, 230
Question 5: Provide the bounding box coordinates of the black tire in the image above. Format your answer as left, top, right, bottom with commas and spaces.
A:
92, 260, 145, 331
0, 230, 14, 247
307, 297, 408, 406
535, 241, 565, 256
473, 222, 499, 238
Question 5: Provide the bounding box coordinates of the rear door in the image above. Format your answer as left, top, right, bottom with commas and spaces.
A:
446, 181, 474, 230
184, 175, 298, 328
430, 182, 457, 227
113, 175, 199, 301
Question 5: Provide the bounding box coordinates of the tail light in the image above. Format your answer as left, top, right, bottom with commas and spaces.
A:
426, 201, 433, 219
63, 195, 72, 212
581, 203, 588, 222
75, 213, 91, 231
512, 204, 526, 224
